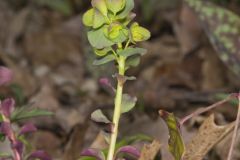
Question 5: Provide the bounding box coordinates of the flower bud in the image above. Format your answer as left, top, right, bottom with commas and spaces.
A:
130, 23, 150, 42
108, 23, 123, 40
106, 0, 126, 14
94, 47, 111, 56
91, 0, 108, 16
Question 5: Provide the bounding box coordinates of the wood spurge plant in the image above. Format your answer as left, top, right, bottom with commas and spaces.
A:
81, 1, 240, 160
82, 0, 150, 160
2, 0, 240, 160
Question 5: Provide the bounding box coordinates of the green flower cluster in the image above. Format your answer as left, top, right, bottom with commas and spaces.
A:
82, 0, 150, 67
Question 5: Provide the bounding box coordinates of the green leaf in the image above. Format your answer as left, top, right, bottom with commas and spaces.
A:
94, 47, 112, 57
125, 56, 141, 68
79, 157, 96, 160
106, 0, 126, 15
124, 76, 136, 81
121, 94, 137, 113
107, 23, 123, 39
0, 133, 5, 142
83, 8, 94, 27
91, 110, 113, 134
117, 0, 134, 19
88, 26, 114, 49
93, 55, 116, 65
0, 114, 3, 123
184, 0, 240, 76
0, 153, 12, 158
10, 84, 25, 105
159, 110, 185, 160
104, 23, 128, 43
117, 47, 147, 58
18, 135, 32, 151
11, 106, 53, 122
91, 109, 110, 123
91, 0, 108, 16
111, 29, 128, 43
93, 9, 106, 29
116, 134, 152, 149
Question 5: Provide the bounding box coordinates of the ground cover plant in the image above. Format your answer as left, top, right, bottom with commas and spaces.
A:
80, 0, 240, 160
0, 67, 53, 160
0, 0, 240, 160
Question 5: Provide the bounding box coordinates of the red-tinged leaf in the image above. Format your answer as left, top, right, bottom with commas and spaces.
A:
80, 148, 105, 160
0, 122, 12, 139
159, 110, 185, 160
115, 146, 140, 158
99, 78, 115, 92
1, 98, 15, 118
12, 140, 24, 157
0, 66, 13, 86
91, 109, 113, 133
91, 110, 110, 124
121, 94, 137, 114
27, 150, 51, 160
19, 123, 37, 135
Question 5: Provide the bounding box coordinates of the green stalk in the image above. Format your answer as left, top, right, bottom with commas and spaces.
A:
107, 55, 126, 160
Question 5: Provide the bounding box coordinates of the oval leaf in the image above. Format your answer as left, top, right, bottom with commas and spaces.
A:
106, 0, 126, 15
91, 109, 110, 124
121, 94, 137, 114
83, 8, 94, 27
115, 146, 140, 158
93, 9, 106, 29
117, 0, 134, 19
27, 150, 51, 160
117, 47, 147, 58
80, 148, 105, 160
93, 55, 116, 66
88, 27, 114, 49
19, 123, 37, 135
126, 56, 141, 69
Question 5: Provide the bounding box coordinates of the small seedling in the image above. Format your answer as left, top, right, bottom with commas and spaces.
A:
0, 66, 52, 160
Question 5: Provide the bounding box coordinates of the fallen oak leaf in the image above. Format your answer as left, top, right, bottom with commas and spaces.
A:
138, 140, 161, 160
183, 114, 235, 160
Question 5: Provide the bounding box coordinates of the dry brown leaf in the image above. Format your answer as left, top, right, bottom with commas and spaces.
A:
138, 140, 161, 160
183, 114, 234, 160
63, 123, 88, 160
90, 131, 108, 149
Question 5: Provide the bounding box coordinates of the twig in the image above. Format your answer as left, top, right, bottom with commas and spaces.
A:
180, 95, 232, 125
227, 94, 240, 160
